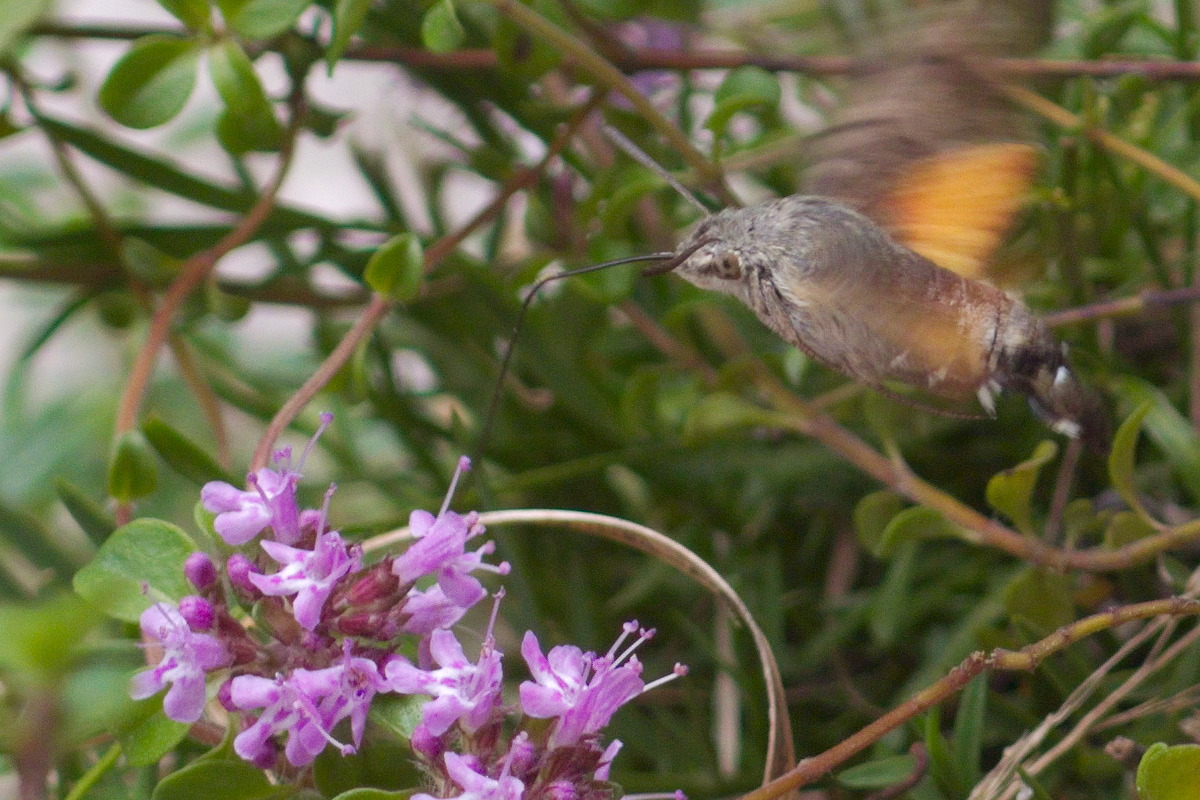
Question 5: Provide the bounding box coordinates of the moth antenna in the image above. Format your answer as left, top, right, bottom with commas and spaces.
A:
602, 124, 715, 216
472, 252, 676, 464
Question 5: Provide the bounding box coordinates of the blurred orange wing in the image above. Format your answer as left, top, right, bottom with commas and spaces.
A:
880, 142, 1039, 280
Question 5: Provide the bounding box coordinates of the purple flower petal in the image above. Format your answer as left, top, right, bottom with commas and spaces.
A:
250, 532, 361, 630
385, 628, 503, 736
130, 603, 231, 724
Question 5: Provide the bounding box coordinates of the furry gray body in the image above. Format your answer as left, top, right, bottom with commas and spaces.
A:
672, 196, 1101, 443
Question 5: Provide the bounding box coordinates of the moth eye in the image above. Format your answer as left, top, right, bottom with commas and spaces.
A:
712, 251, 742, 279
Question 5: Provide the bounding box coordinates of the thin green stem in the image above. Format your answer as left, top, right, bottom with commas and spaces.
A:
63, 742, 122, 800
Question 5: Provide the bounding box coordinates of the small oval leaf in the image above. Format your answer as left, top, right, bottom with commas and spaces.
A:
1108, 400, 1155, 524
1113, 376, 1200, 504
54, 477, 115, 546
683, 393, 778, 440
119, 697, 192, 767
421, 0, 466, 54
151, 758, 275, 800
328, 0, 373, 69
853, 490, 906, 555
156, 0, 212, 30
985, 440, 1058, 535
98, 35, 200, 129
108, 431, 160, 503
1102, 510, 1157, 549
1004, 567, 1074, 633
877, 506, 964, 558
1136, 743, 1200, 800
72, 518, 196, 622
142, 417, 235, 486
207, 38, 282, 153
837, 754, 917, 789
216, 0, 309, 39
364, 232, 424, 301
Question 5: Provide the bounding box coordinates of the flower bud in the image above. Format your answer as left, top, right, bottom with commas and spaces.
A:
343, 562, 398, 606
226, 554, 261, 596
178, 595, 215, 630
184, 552, 218, 590
507, 731, 537, 775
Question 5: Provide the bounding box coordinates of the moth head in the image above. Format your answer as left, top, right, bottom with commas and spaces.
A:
665, 217, 755, 294
682, 245, 743, 281
998, 329, 1110, 452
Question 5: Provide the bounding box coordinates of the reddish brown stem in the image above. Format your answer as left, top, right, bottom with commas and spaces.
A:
740, 598, 1200, 800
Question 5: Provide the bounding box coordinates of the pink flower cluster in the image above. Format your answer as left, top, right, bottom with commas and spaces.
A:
131, 415, 686, 800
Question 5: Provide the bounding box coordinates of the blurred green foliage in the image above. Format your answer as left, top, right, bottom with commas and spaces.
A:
0, 0, 1198, 798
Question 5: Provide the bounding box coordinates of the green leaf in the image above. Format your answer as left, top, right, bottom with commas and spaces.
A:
142, 417, 236, 486
313, 733, 420, 796
853, 490, 906, 555
493, 13, 561, 81
216, 0, 309, 39
207, 38, 282, 153
877, 506, 964, 558
151, 759, 279, 800
156, 0, 213, 30
118, 697, 192, 767
682, 393, 779, 439
0, 497, 79, 576
368, 692, 426, 740
36, 115, 325, 229
330, 791, 415, 800
98, 36, 201, 129
73, 518, 196, 622
985, 440, 1058, 535
0, 0, 53, 55
952, 673, 987, 788
836, 754, 917, 789
108, 431, 160, 503
0, 594, 101, 681
123, 237, 183, 285
364, 233, 424, 301
327, 0, 373, 69
96, 291, 140, 329
421, 0, 465, 54
870, 540, 923, 645
1102, 510, 1157, 548
1113, 376, 1200, 504
55, 478, 116, 546
925, 707, 964, 798
1108, 400, 1155, 523
705, 66, 780, 137
1003, 567, 1074, 633
1136, 743, 1200, 800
